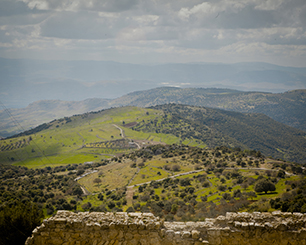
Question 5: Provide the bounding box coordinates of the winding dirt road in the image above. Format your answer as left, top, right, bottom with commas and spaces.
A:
113, 124, 141, 149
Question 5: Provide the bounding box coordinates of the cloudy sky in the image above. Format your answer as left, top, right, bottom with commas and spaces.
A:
0, 0, 306, 66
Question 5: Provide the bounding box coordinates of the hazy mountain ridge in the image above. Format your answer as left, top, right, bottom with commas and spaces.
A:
1, 58, 306, 108
1, 87, 305, 137
114, 88, 306, 131
0, 98, 110, 138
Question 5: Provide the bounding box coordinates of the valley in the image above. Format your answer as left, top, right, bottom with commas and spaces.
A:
1, 104, 306, 244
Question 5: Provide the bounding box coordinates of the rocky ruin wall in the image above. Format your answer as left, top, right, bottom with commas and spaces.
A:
26, 211, 306, 245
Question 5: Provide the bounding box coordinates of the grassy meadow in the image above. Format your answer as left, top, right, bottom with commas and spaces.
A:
0, 107, 178, 168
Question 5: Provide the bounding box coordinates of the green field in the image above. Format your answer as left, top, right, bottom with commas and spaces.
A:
0, 107, 169, 167
1, 106, 211, 168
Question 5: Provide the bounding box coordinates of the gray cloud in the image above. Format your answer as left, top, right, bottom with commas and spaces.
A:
23, 0, 140, 12
40, 11, 118, 40
0, 0, 305, 67
0, 0, 34, 17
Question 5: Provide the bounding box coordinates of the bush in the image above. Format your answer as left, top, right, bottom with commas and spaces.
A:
107, 201, 115, 209
0, 201, 44, 245
126, 206, 135, 213
200, 196, 208, 202
138, 162, 145, 168
98, 193, 104, 201
172, 165, 181, 172
82, 202, 92, 210
218, 185, 227, 191
76, 169, 85, 176
277, 170, 286, 178
180, 178, 191, 186
202, 181, 210, 188
254, 179, 276, 194
93, 178, 102, 184
73, 186, 83, 196
222, 193, 231, 201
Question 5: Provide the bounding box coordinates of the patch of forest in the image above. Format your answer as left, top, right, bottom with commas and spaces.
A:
132, 104, 306, 163
114, 88, 306, 132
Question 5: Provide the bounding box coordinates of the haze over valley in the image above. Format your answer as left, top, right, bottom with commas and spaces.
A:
1, 58, 306, 109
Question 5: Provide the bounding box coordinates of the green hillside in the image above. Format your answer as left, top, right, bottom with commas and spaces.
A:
1, 104, 306, 168
0, 106, 186, 168
113, 88, 306, 132
0, 99, 110, 138
1, 88, 305, 138
140, 104, 306, 163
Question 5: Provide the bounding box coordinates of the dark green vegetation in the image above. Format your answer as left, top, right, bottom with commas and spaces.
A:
1, 144, 305, 239
0, 160, 107, 245
137, 104, 306, 163
1, 88, 306, 138
0, 201, 43, 245
122, 145, 306, 220
117, 88, 306, 132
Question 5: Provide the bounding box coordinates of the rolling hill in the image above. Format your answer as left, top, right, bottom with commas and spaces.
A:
112, 87, 306, 132
1, 88, 305, 138
1, 105, 305, 167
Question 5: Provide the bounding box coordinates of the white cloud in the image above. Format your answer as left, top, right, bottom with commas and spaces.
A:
26, 0, 49, 10
254, 0, 284, 11
0, 0, 305, 67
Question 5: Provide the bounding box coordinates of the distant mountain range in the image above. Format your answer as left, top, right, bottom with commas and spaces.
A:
1, 88, 305, 137
1, 58, 306, 108
115, 87, 306, 131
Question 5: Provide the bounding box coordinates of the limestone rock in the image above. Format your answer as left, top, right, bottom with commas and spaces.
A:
25, 211, 306, 245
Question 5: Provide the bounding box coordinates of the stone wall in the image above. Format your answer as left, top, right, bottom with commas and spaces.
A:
26, 211, 306, 245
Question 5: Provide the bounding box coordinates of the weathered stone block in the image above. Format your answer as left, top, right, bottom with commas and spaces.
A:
191, 230, 200, 239
25, 211, 306, 245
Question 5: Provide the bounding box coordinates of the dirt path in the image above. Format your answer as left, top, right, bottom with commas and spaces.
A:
113, 124, 125, 138
127, 169, 206, 188
126, 186, 134, 207
80, 186, 90, 196
96, 134, 106, 140
113, 124, 141, 149
74, 170, 98, 181
77, 132, 85, 146
128, 167, 140, 186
